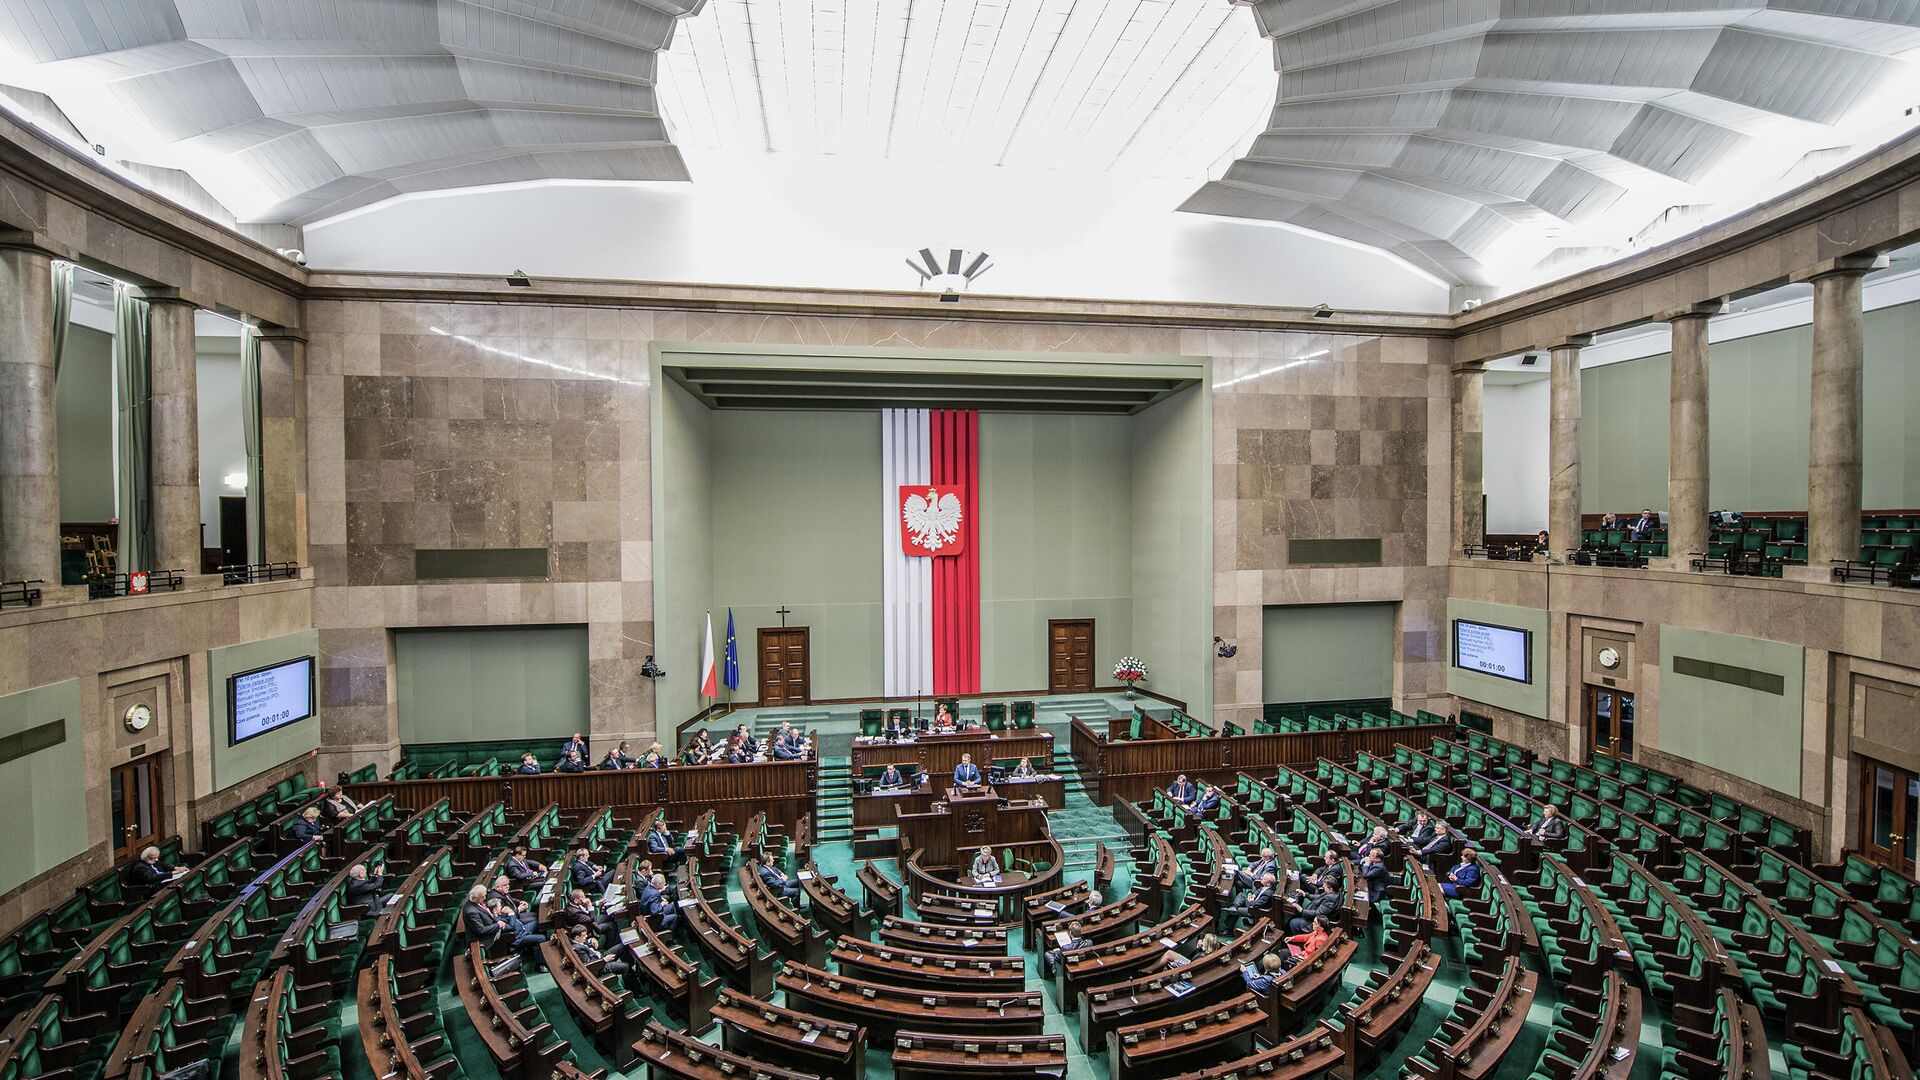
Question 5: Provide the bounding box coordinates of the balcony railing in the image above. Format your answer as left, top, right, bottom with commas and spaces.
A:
219, 561, 301, 586
0, 579, 43, 609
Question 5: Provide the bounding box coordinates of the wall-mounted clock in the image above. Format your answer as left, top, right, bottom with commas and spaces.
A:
1597, 647, 1622, 670
124, 702, 154, 733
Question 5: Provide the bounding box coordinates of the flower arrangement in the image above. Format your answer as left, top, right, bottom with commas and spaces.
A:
1113, 657, 1148, 684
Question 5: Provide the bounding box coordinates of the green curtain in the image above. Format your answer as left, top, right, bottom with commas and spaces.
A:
240, 325, 265, 565
49, 261, 71, 379
112, 283, 153, 573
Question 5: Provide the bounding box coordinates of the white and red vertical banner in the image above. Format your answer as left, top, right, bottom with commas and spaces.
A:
882, 408, 980, 697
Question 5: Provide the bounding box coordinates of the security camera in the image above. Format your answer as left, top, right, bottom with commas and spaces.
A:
276, 248, 307, 266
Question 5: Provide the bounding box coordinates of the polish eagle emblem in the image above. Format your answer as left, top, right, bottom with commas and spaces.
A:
901, 485, 965, 555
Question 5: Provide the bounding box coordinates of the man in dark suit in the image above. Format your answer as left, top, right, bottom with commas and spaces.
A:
757, 852, 801, 903
126, 845, 178, 896
638, 872, 681, 931
645, 821, 686, 867
953, 753, 983, 788
570, 848, 612, 893
1309, 850, 1345, 892
1529, 804, 1568, 845
876, 764, 908, 789
516, 753, 541, 775
1628, 508, 1658, 542
772, 733, 803, 760
1189, 782, 1220, 815
503, 845, 546, 883
1167, 775, 1196, 805
1414, 822, 1455, 872
1359, 849, 1391, 905
1289, 881, 1345, 934
568, 926, 630, 977
1042, 921, 1091, 978
461, 885, 502, 948
1223, 872, 1276, 931
560, 733, 588, 762
557, 750, 586, 773
1232, 847, 1279, 901
1397, 810, 1435, 849
344, 863, 388, 910
554, 888, 615, 935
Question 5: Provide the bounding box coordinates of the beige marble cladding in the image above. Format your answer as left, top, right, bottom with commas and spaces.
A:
1198, 330, 1454, 732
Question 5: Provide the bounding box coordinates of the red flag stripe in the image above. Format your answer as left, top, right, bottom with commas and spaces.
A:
930, 409, 980, 695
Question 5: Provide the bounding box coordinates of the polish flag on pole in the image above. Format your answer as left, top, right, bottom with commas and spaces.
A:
699, 612, 718, 699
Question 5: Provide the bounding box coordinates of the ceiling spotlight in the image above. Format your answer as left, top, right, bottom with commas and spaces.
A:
91, 143, 106, 156
506, 269, 532, 287
1312, 304, 1334, 319
906, 248, 992, 301
223, 472, 247, 491
1520, 353, 1541, 367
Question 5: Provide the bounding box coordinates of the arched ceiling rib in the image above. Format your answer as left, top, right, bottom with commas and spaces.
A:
0, 0, 705, 225
1184, 0, 1920, 287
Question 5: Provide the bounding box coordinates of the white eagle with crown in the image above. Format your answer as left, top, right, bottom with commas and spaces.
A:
902, 487, 964, 552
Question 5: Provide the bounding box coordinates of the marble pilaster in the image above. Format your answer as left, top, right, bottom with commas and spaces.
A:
257, 329, 308, 567
1451, 364, 1484, 553
1547, 336, 1592, 556
145, 293, 201, 573
1666, 304, 1721, 565
0, 242, 59, 585
1805, 258, 1883, 570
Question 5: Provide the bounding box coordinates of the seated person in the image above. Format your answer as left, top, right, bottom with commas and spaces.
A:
1187, 781, 1220, 815
126, 845, 180, 896
1439, 849, 1481, 899
772, 728, 804, 760
1010, 756, 1038, 779
567, 925, 630, 978
1533, 529, 1551, 555
1414, 822, 1455, 871
932, 703, 956, 732
645, 821, 686, 866
503, 844, 547, 882
883, 713, 910, 740
1286, 915, 1334, 960
289, 806, 328, 843
970, 846, 1001, 882
556, 749, 587, 773
344, 863, 388, 910
1529, 804, 1568, 844
1309, 849, 1345, 892
1354, 826, 1392, 863
1241, 951, 1287, 994
488, 874, 528, 914
1222, 872, 1276, 930
641, 742, 669, 769
876, 764, 909, 790
486, 897, 546, 968
1359, 848, 1391, 904
317, 782, 362, 822
732, 725, 759, 756
516, 752, 542, 774
560, 733, 589, 762
1042, 920, 1091, 978
1396, 809, 1434, 848
1628, 507, 1658, 542
1167, 774, 1197, 805
722, 737, 753, 764
570, 847, 613, 893
756, 852, 801, 902
1233, 847, 1280, 901
614, 740, 640, 767
599, 747, 630, 770
1288, 880, 1345, 935
1599, 512, 1620, 530
463, 885, 545, 958
554, 888, 615, 935
953, 753, 984, 788
638, 872, 681, 931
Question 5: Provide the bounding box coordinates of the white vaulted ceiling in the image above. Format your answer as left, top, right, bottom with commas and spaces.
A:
0, 0, 703, 224
1183, 0, 1920, 289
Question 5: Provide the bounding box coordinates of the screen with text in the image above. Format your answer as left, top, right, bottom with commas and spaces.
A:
1453, 620, 1531, 684
231, 656, 314, 743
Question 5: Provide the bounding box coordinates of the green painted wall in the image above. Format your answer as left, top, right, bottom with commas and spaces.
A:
395, 626, 589, 744
1131, 385, 1212, 714
1658, 626, 1805, 797
208, 630, 320, 790
57, 324, 115, 522
981, 413, 1134, 691
1578, 299, 1920, 512
654, 377, 714, 730
711, 410, 882, 701
0, 680, 86, 897
1444, 599, 1549, 719
1262, 604, 1396, 703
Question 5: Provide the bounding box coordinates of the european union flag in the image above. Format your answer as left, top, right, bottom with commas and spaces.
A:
722, 609, 740, 692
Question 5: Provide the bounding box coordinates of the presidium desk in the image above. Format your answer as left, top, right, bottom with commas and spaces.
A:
849, 729, 1063, 830
894, 784, 1064, 917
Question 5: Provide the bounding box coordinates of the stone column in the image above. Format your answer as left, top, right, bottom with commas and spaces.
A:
1451, 363, 1486, 553
145, 291, 202, 574
1547, 335, 1593, 557
256, 328, 308, 567
1666, 303, 1722, 565
0, 241, 60, 586
1805, 256, 1885, 571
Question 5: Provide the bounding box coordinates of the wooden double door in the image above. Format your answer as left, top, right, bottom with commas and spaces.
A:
1859, 757, 1919, 876
110, 753, 168, 864
759, 627, 811, 706
1048, 619, 1095, 694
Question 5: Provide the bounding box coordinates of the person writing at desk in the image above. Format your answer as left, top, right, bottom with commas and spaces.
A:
971, 846, 1001, 882
933, 703, 956, 731
953, 753, 983, 788
290, 806, 328, 843
876, 764, 908, 790
1011, 756, 1037, 779
127, 845, 182, 896
1241, 952, 1286, 995
1167, 774, 1196, 805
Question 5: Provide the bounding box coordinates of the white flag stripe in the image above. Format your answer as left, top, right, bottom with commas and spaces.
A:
881, 408, 933, 697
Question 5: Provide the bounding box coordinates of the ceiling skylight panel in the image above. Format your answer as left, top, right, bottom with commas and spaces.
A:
999, 0, 1135, 166
836, 0, 877, 155
951, 0, 1047, 158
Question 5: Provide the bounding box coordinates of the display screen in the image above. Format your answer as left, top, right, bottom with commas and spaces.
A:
230, 656, 315, 744
1452, 620, 1531, 684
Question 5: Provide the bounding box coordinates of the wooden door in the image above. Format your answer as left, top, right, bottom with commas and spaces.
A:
758, 628, 811, 706
218, 496, 248, 569
1584, 685, 1635, 760
1048, 619, 1095, 694
1859, 758, 1919, 875
110, 753, 168, 863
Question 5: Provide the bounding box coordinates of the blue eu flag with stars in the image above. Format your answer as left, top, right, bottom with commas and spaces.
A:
723, 609, 740, 692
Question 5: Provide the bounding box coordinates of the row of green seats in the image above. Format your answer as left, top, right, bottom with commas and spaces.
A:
1522, 856, 1616, 987
345, 762, 380, 784
1831, 852, 1920, 925
243, 965, 342, 1080
1524, 969, 1640, 1080
0, 995, 114, 1080
368, 844, 465, 973
1660, 988, 1767, 1080
201, 771, 311, 851
105, 976, 231, 1080
275, 844, 390, 994
1785, 1006, 1910, 1079
1588, 753, 1810, 859
1595, 851, 1735, 1005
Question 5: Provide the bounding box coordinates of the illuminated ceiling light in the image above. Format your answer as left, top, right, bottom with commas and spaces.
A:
224, 472, 247, 491
905, 248, 992, 302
